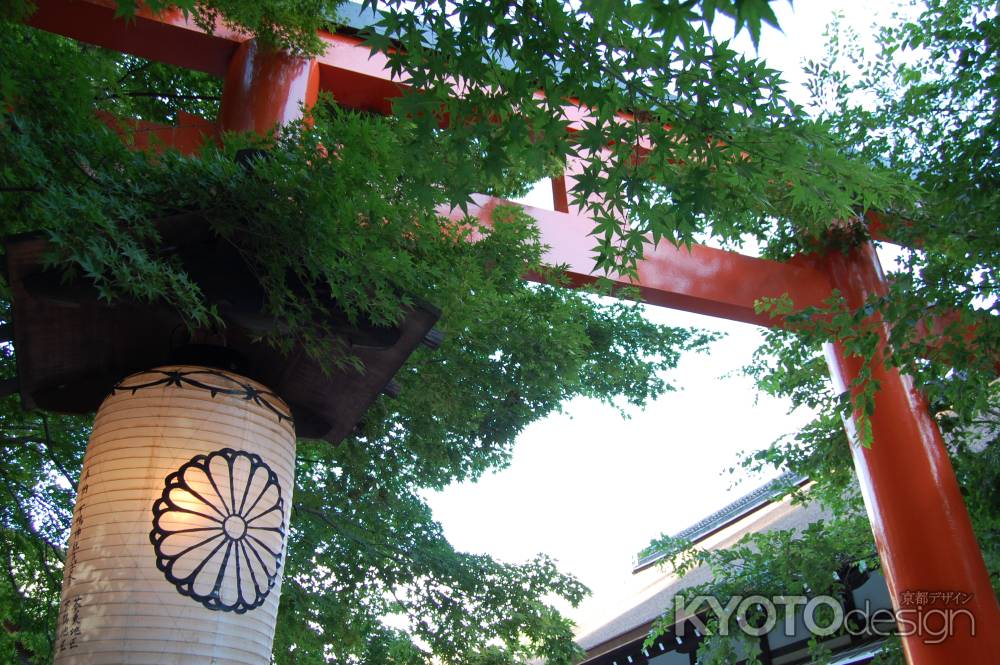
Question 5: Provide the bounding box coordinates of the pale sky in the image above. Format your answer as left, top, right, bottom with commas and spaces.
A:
424, 0, 894, 627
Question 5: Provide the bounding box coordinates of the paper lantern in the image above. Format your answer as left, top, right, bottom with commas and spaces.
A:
54, 366, 296, 665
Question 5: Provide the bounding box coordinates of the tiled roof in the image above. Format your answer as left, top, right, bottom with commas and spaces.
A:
633, 472, 807, 572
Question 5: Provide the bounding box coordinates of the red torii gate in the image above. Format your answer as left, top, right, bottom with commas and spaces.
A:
24, 2, 1000, 662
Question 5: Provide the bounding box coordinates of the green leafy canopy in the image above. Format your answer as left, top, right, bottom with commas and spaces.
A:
0, 4, 717, 663
641, 3, 999, 663
1, 0, 997, 663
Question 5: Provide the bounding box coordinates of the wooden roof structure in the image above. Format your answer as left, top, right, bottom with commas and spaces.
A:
5, 217, 441, 443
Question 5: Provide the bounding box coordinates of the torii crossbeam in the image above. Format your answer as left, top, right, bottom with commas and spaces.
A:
21, 2, 1000, 663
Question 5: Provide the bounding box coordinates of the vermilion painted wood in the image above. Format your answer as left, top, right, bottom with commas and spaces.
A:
96, 111, 217, 154
27, 0, 402, 112
28, 0, 240, 76
444, 196, 832, 326
824, 243, 1000, 664
219, 40, 320, 133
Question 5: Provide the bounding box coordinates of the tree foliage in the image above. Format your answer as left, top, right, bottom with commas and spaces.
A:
0, 3, 719, 663
751, 0, 1000, 568
641, 2, 999, 663
367, 0, 912, 272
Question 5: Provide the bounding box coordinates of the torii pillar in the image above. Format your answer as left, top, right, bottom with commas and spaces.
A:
824, 241, 1000, 663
